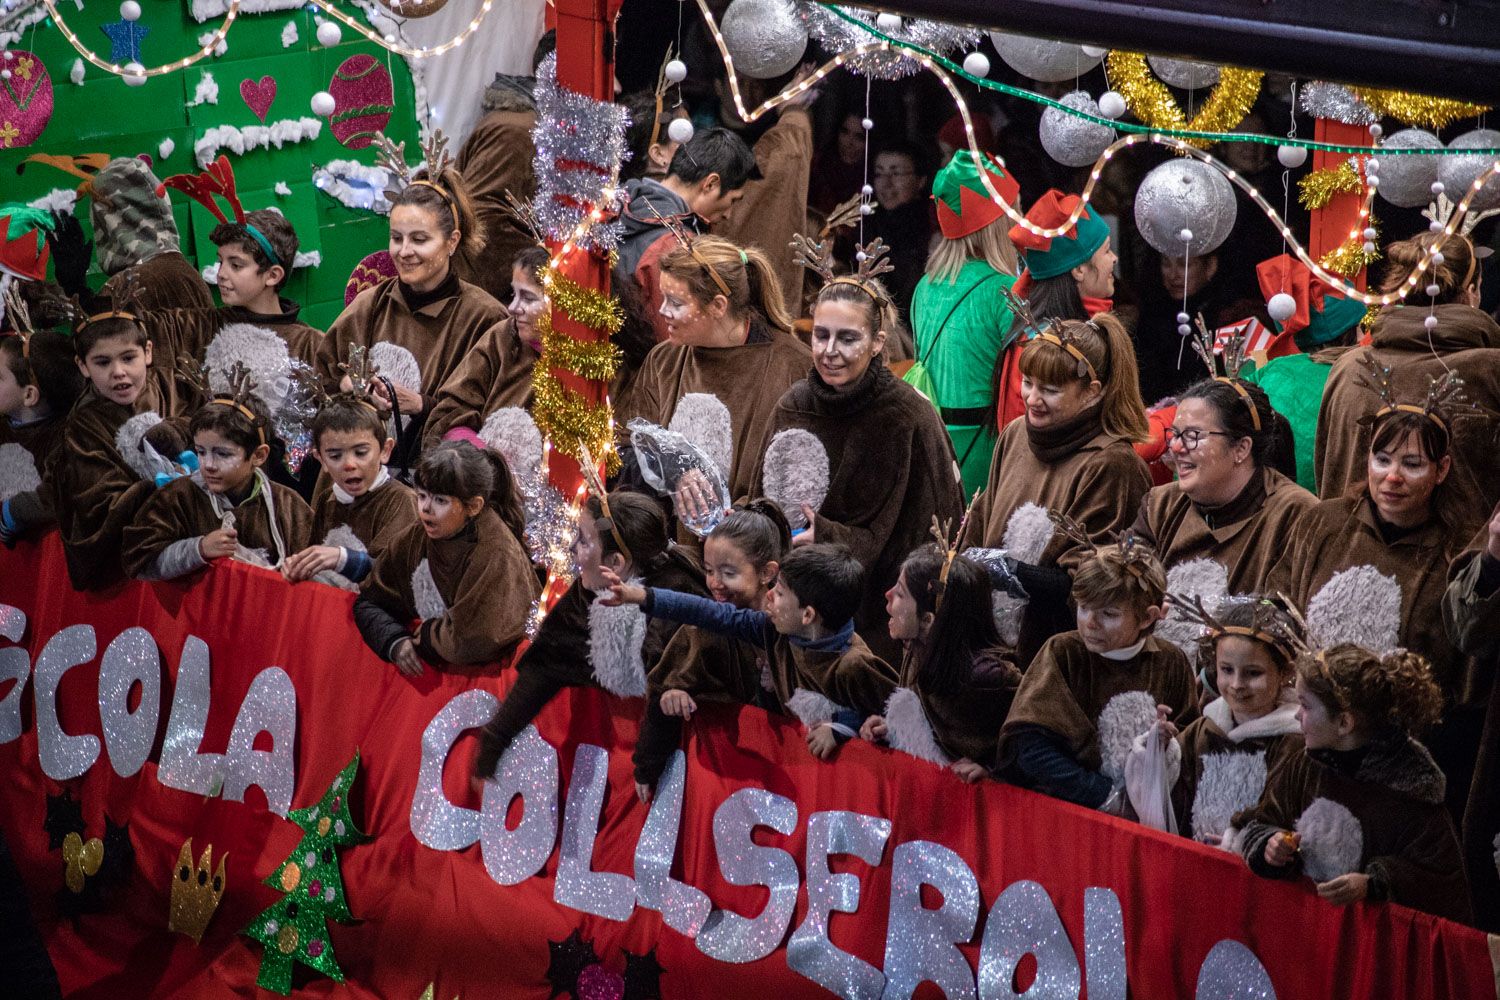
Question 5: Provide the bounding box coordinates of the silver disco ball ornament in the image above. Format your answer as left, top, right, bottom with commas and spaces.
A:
1375, 129, 1444, 209
1146, 56, 1220, 89
721, 0, 808, 79
988, 32, 1103, 83
1134, 159, 1237, 257
1040, 91, 1116, 168
1438, 129, 1500, 212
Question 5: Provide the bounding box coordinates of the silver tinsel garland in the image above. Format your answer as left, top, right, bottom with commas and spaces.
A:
794, 3, 980, 80
1299, 82, 1376, 126
530, 53, 631, 253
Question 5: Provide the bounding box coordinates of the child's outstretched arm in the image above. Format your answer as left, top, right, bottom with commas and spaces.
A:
598, 568, 774, 647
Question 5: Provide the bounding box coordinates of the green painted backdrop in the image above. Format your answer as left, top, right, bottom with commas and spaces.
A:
1, 2, 421, 331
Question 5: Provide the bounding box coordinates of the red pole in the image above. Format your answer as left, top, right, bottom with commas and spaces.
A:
1309, 118, 1371, 293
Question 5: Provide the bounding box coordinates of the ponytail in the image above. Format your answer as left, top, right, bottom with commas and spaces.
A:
1019, 313, 1149, 442
742, 245, 794, 332
414, 442, 526, 545
1089, 312, 1149, 443
660, 236, 793, 332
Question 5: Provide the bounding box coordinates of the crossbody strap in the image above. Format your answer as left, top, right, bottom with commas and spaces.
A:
918, 272, 1006, 367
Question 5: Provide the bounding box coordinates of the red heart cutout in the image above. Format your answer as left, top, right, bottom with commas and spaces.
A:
239, 75, 277, 123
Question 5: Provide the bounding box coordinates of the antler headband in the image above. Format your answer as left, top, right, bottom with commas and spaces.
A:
372, 130, 457, 220
1185, 314, 1262, 431
179, 357, 268, 446
998, 285, 1100, 383
1356, 357, 1473, 434
651, 205, 733, 299
927, 489, 984, 613
576, 442, 633, 564
1168, 593, 1303, 664
1049, 510, 1157, 585
790, 232, 894, 309
156, 156, 281, 269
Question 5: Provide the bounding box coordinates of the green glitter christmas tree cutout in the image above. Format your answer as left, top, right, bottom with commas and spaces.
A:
242, 752, 368, 994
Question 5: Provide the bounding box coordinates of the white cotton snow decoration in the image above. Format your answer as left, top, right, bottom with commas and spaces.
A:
196, 30, 229, 57
587, 586, 648, 697
1157, 558, 1229, 666
280, 19, 299, 47
115, 411, 167, 483
479, 407, 543, 480
158, 138, 176, 161
1306, 565, 1403, 655
194, 117, 322, 167
27, 188, 78, 214
0, 443, 42, 501
667, 393, 734, 480
187, 70, 219, 106
762, 427, 829, 530
1296, 797, 1364, 882
204, 323, 294, 416
274, 181, 292, 197
882, 687, 950, 765
411, 559, 447, 621
787, 687, 840, 728
1097, 690, 1158, 784
70, 58, 86, 85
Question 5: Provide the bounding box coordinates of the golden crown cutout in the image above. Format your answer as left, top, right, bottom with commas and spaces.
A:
168, 838, 227, 944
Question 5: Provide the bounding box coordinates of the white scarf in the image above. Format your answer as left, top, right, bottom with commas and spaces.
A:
331, 466, 391, 506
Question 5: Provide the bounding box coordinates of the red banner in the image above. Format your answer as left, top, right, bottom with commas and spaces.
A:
0, 535, 1493, 1000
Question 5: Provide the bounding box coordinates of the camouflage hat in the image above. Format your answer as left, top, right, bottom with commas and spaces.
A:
90, 157, 180, 277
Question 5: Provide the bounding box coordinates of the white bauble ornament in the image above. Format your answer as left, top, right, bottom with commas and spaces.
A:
120, 0, 141, 20
1438, 129, 1500, 213
316, 21, 343, 46
962, 51, 990, 78
1098, 90, 1127, 120
666, 117, 694, 143
720, 0, 807, 79
123, 63, 146, 86
1134, 159, 1237, 257
663, 58, 687, 84
987, 32, 1103, 83
1039, 90, 1115, 168
1277, 145, 1308, 169
311, 91, 336, 116
1374, 129, 1444, 209
1267, 292, 1297, 324
875, 12, 903, 32
1146, 56, 1220, 89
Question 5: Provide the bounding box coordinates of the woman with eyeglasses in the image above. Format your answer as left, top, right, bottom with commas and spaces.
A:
1132, 377, 1315, 595
962, 315, 1152, 668
1316, 231, 1500, 540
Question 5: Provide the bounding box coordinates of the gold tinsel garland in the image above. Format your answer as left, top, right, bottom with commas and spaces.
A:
1299, 160, 1364, 211
1350, 87, 1490, 131
537, 310, 622, 382
531, 367, 619, 472
1104, 53, 1263, 150
541, 265, 624, 335
1320, 234, 1381, 278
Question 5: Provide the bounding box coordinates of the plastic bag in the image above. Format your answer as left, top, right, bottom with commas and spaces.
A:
1125, 724, 1179, 834
628, 417, 730, 537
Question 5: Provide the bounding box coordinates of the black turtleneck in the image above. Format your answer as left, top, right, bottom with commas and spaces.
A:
803, 358, 891, 414
1025, 404, 1104, 464
1192, 466, 1267, 531
399, 270, 461, 313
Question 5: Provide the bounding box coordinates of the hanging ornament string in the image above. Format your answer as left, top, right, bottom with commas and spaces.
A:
694, 0, 1499, 308
859, 75, 872, 242
38, 0, 238, 78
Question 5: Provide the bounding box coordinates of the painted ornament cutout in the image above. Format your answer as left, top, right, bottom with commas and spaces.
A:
327, 54, 393, 150
239, 74, 278, 123
345, 250, 396, 305
0, 51, 54, 149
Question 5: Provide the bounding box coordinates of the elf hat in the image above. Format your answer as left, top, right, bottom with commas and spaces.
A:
0, 207, 54, 283
932, 149, 1020, 239
1256, 254, 1366, 351
1009, 189, 1110, 288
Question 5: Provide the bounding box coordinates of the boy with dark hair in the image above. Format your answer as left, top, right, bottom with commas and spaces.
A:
203, 208, 322, 366
998, 539, 1198, 813
122, 390, 312, 580
0, 328, 84, 544
615, 126, 760, 330
282, 395, 417, 588
603, 542, 897, 788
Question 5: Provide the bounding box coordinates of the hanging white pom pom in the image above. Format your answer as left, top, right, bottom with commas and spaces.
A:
1432, 251, 1445, 266
123, 63, 147, 86
667, 117, 695, 143
311, 91, 336, 116
1363, 227, 1377, 241
0, 70, 8, 81
962, 51, 990, 78
1368, 123, 1383, 139
1179, 228, 1194, 243
1098, 90, 1127, 120
1267, 292, 1297, 323
1425, 283, 1441, 297
1277, 145, 1308, 169
876, 12, 903, 32
316, 21, 343, 46
1177, 323, 1192, 336
664, 58, 688, 84
1176, 311, 1190, 324
120, 0, 141, 20
860, 184, 873, 197
1424, 314, 1439, 331
861, 117, 874, 131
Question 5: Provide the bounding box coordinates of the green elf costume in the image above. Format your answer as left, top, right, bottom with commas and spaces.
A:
907, 150, 1021, 499
1241, 253, 1367, 492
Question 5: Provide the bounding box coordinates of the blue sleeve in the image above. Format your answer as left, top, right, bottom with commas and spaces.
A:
342, 548, 372, 583
1012, 729, 1113, 808
644, 588, 774, 647
829, 706, 863, 743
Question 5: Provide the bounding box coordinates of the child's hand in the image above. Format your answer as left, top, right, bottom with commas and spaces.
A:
199, 528, 238, 560
390, 637, 423, 678
596, 568, 647, 606
859, 715, 887, 742
793, 505, 818, 546
635, 781, 654, 805
283, 545, 343, 581
1153, 704, 1179, 746
371, 378, 424, 415
806, 724, 839, 760
951, 758, 989, 783
660, 689, 697, 718
1316, 872, 1369, 905
1263, 830, 1300, 868
672, 468, 718, 524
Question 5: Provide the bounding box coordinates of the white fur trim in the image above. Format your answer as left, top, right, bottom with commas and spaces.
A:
787, 687, 840, 728
321, 524, 365, 551
1097, 690, 1158, 783
1306, 565, 1403, 655
195, 117, 323, 168
881, 687, 950, 765
114, 411, 167, 483
1158, 558, 1229, 666
27, 188, 78, 214
370, 342, 422, 434
205, 323, 293, 416
0, 442, 41, 501
1001, 502, 1054, 564
1203, 692, 1302, 743
1296, 797, 1364, 882
1191, 750, 1269, 842
478, 407, 543, 479
587, 584, 648, 697
411, 558, 447, 621
668, 393, 734, 479
762, 428, 829, 530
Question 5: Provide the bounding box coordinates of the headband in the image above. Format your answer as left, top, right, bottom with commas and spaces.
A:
239, 223, 282, 271
827, 275, 890, 309
1214, 376, 1262, 433
930, 490, 983, 614
688, 243, 733, 300
207, 396, 268, 447
410, 178, 459, 222
1033, 330, 1099, 384
76, 309, 140, 331
1375, 402, 1449, 433
1216, 624, 1298, 664
595, 494, 634, 565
